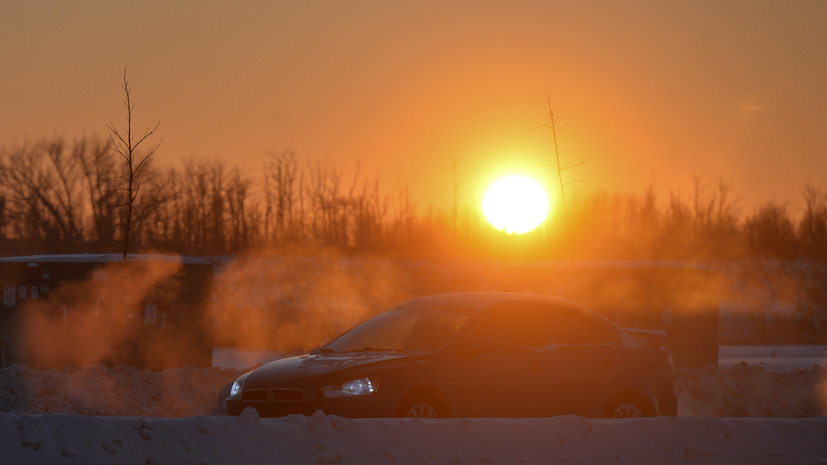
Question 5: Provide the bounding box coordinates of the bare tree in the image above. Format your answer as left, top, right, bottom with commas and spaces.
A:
690, 176, 741, 260
226, 167, 253, 251
0, 137, 88, 250
800, 183, 827, 260
540, 93, 584, 262
208, 161, 226, 252
105, 69, 162, 260
76, 137, 117, 245
745, 202, 796, 259
178, 159, 211, 253
264, 151, 300, 244
0, 190, 6, 242
306, 160, 348, 246
450, 156, 459, 234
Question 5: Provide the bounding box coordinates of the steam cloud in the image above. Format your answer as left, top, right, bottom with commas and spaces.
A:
18, 259, 183, 368
8, 250, 825, 416
211, 248, 417, 353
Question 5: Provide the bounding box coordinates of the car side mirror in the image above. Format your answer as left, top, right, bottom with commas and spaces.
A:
458, 335, 497, 358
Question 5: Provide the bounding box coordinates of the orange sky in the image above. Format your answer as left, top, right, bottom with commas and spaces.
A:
2, 1, 826, 216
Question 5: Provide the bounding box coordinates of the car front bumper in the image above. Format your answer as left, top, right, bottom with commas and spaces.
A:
226, 391, 400, 418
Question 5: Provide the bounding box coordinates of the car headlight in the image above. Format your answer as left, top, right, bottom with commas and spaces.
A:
228, 372, 250, 400
322, 377, 380, 398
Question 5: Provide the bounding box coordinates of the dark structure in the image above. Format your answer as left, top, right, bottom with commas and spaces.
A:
0, 254, 213, 369
501, 261, 721, 369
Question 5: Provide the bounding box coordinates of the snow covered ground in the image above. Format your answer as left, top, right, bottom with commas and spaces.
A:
1, 346, 826, 464
720, 345, 827, 372
2, 411, 826, 465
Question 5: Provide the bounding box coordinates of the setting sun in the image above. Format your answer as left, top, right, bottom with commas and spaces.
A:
482, 175, 550, 234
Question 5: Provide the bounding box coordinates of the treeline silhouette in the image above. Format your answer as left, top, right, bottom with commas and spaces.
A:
1, 135, 826, 263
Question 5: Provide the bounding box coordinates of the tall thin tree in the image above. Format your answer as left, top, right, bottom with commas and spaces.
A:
106, 69, 162, 260
541, 93, 584, 263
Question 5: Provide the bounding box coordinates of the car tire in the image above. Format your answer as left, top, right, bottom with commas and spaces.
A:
398, 396, 446, 418
604, 395, 650, 418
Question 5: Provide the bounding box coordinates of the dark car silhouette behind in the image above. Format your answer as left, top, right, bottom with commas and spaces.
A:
226, 292, 678, 418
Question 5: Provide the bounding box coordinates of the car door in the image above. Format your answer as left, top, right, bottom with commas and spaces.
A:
540, 306, 619, 417
451, 303, 557, 417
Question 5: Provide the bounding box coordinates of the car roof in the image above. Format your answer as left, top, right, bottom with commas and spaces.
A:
392, 292, 582, 312
392, 292, 638, 347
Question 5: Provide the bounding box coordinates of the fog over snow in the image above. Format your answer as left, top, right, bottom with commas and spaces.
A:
1, 347, 826, 464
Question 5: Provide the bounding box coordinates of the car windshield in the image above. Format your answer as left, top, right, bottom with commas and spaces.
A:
322, 307, 473, 353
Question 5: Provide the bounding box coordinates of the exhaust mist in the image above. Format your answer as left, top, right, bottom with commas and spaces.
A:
212, 249, 416, 354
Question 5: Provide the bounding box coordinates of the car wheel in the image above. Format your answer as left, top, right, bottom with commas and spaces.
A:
604, 396, 648, 418
399, 396, 445, 418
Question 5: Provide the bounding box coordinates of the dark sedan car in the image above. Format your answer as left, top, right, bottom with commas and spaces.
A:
226, 292, 678, 418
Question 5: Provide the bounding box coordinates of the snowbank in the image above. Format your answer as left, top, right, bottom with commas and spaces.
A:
1, 355, 826, 464
675, 363, 827, 417
2, 410, 826, 465
720, 345, 827, 371
0, 364, 242, 417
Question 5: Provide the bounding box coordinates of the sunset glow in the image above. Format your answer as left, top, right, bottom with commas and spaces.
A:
482, 176, 549, 234
0, 2, 823, 211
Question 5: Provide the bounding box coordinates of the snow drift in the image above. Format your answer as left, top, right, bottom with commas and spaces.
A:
1, 351, 826, 464
2, 410, 826, 465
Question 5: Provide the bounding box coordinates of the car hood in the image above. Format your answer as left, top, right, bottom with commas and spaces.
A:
245, 351, 416, 388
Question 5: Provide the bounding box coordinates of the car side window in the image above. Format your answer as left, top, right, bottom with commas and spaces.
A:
546, 308, 615, 346
405, 311, 471, 352
470, 304, 554, 352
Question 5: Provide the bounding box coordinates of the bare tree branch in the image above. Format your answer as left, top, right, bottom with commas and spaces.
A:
102, 67, 162, 260
543, 92, 586, 264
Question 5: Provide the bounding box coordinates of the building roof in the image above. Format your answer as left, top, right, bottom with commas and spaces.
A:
0, 254, 212, 266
